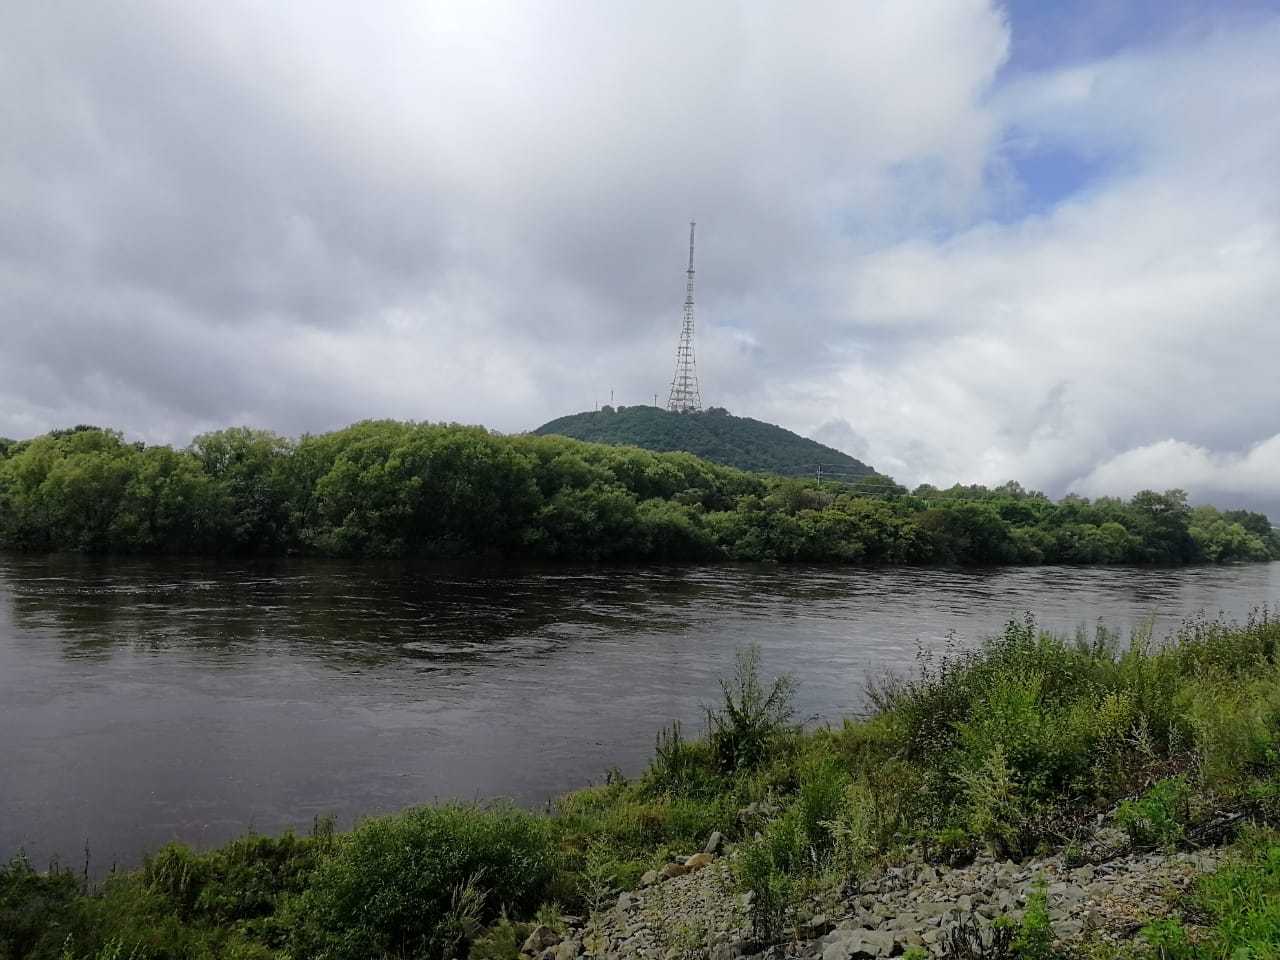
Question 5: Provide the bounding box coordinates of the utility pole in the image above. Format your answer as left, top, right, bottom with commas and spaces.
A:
666, 221, 703, 413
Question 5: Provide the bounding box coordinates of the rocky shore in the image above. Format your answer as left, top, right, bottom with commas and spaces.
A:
518, 830, 1225, 960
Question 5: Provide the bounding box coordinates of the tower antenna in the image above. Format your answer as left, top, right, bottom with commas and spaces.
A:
666, 220, 703, 413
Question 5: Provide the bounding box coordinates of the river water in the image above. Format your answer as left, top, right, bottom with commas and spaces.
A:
2, 554, 1277, 872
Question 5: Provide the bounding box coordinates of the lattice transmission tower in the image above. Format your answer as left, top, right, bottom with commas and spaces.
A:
667, 221, 703, 413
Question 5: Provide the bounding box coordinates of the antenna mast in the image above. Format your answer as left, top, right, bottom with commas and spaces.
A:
667, 220, 703, 413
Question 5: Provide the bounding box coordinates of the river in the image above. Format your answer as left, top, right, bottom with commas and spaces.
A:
2, 554, 1277, 872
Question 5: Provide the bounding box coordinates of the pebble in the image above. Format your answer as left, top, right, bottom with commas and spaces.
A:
561, 828, 1224, 960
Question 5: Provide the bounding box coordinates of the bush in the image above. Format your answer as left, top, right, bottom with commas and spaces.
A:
0, 855, 85, 959
1184, 835, 1280, 959
1115, 777, 1191, 850
1011, 880, 1055, 960
469, 916, 531, 960
292, 804, 562, 960
734, 837, 794, 944
707, 645, 796, 773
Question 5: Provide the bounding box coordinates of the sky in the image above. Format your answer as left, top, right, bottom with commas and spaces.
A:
2, 1, 1279, 514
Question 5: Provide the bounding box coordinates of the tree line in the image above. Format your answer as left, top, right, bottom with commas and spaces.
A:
0, 422, 1275, 564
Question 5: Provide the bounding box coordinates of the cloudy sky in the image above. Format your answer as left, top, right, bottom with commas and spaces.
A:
3, 1, 1279, 512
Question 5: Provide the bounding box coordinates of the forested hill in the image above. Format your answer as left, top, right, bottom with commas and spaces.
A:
533, 406, 874, 478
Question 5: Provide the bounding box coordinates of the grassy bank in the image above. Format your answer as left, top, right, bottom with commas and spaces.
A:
6, 611, 1280, 959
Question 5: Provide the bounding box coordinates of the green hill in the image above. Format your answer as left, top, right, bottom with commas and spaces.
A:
533, 406, 876, 479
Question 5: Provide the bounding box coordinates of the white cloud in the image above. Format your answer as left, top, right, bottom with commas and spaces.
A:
1072, 436, 1280, 511
780, 19, 1280, 508
1, 2, 1278, 515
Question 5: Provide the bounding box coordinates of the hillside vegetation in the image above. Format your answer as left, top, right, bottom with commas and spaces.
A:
534, 407, 875, 479
9, 613, 1280, 959
0, 422, 1276, 564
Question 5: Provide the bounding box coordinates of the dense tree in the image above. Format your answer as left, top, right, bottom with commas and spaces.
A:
534, 406, 875, 478
0, 421, 1275, 566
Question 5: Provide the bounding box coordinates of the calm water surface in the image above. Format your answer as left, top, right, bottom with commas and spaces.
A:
2, 554, 1278, 871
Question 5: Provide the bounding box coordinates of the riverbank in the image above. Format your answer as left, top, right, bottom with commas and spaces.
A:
6, 611, 1280, 959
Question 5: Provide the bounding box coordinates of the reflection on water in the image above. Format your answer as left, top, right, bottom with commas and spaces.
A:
2, 554, 1277, 872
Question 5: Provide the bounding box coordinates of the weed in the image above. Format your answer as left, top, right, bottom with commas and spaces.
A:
707, 644, 796, 773
1115, 777, 1191, 850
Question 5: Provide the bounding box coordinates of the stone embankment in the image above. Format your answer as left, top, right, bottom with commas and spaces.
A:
520, 830, 1225, 960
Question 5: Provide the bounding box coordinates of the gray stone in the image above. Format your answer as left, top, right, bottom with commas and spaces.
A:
616, 892, 636, 912
801, 914, 833, 937
555, 942, 583, 960
917, 901, 953, 918
1056, 919, 1084, 940
705, 830, 724, 854
640, 869, 660, 887
523, 926, 562, 954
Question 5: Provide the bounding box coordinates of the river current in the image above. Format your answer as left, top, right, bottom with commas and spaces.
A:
2, 554, 1277, 871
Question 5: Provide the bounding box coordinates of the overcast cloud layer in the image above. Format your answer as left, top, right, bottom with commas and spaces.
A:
2, 1, 1279, 514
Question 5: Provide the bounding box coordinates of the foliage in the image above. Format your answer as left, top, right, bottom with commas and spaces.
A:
0, 855, 83, 960
468, 917, 530, 960
706, 645, 797, 773
291, 803, 561, 960
1115, 777, 1191, 850
1138, 832, 1280, 960
734, 837, 794, 943
3, 422, 1274, 565
533, 406, 877, 479
1011, 880, 1055, 960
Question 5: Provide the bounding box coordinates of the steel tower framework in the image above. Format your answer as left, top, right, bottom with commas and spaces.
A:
667, 221, 703, 413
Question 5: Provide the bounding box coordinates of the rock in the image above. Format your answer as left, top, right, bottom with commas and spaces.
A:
523, 925, 562, 954
616, 892, 636, 912
705, 830, 724, 854
823, 929, 898, 960
661, 862, 689, 879
1056, 919, 1084, 940
685, 852, 716, 871
640, 869, 660, 887
799, 914, 833, 937
957, 894, 973, 912
555, 942, 582, 960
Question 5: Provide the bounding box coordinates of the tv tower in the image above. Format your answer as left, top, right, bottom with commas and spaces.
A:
666, 220, 703, 413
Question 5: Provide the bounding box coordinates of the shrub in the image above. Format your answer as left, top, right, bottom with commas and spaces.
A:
0, 855, 85, 959
955, 746, 1024, 857
1012, 879, 1055, 960
1114, 777, 1191, 850
648, 721, 719, 797
707, 645, 796, 773
1185, 835, 1280, 959
734, 837, 794, 944
1180, 670, 1280, 789
469, 916, 530, 960
291, 803, 561, 960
